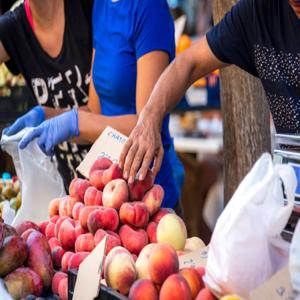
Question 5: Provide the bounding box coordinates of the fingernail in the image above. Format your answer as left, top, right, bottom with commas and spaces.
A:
139, 174, 144, 181
129, 176, 134, 184
123, 171, 128, 179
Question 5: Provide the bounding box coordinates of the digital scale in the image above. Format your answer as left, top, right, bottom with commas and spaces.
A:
274, 134, 300, 242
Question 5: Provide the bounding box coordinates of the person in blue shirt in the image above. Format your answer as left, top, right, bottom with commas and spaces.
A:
20, 0, 184, 212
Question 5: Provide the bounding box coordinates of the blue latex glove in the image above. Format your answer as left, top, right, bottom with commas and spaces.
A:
4, 106, 45, 136
19, 109, 79, 156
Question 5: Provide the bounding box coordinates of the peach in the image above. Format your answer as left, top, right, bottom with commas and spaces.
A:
89, 170, 105, 191
195, 288, 217, 300
54, 216, 68, 238
84, 186, 103, 206
195, 266, 205, 279
157, 214, 187, 251
104, 246, 137, 295
68, 252, 89, 271
52, 246, 66, 269
132, 254, 137, 262
180, 268, 204, 299
129, 279, 159, 300
59, 196, 76, 217
159, 274, 192, 300
15, 221, 39, 236
151, 208, 174, 224
146, 222, 157, 243
58, 277, 68, 300
48, 198, 61, 217
58, 219, 76, 251
61, 252, 74, 273
74, 223, 86, 239
94, 229, 121, 255
50, 215, 60, 224
142, 184, 164, 215
102, 179, 128, 210
75, 233, 95, 252
87, 207, 119, 234
102, 163, 123, 185
135, 243, 156, 280
21, 228, 37, 242
69, 178, 91, 202
72, 202, 85, 220
128, 170, 154, 201
48, 237, 61, 251
52, 271, 67, 295
38, 221, 49, 235
45, 222, 56, 240
89, 157, 112, 175
79, 206, 100, 230
119, 202, 149, 228
184, 237, 206, 252
119, 225, 148, 256
148, 243, 179, 285
220, 295, 243, 300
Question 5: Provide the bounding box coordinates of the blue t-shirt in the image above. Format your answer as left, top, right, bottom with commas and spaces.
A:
206, 0, 300, 134
92, 0, 180, 208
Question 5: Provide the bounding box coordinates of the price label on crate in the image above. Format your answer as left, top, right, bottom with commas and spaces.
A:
77, 126, 128, 178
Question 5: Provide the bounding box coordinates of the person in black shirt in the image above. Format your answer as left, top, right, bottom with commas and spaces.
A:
119, 0, 300, 181
1, 0, 93, 187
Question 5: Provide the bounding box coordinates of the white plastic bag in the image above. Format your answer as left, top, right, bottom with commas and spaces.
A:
290, 220, 300, 298
205, 153, 296, 298
1, 129, 66, 226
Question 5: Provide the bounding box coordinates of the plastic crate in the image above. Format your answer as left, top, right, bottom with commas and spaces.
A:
68, 269, 129, 300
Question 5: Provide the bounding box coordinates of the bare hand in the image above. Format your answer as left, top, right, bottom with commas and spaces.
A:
119, 113, 164, 184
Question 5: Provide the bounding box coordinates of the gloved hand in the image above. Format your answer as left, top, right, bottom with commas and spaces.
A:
19, 109, 79, 156
3, 106, 45, 136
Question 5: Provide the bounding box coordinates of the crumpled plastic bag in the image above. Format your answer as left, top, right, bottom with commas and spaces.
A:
1, 129, 66, 226
290, 220, 300, 299
205, 153, 296, 298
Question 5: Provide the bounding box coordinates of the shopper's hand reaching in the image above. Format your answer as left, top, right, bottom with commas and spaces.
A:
19, 109, 79, 155
3, 106, 45, 136
119, 109, 164, 184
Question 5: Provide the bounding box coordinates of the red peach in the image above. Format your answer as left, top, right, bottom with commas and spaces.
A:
69, 178, 91, 202
48, 237, 61, 251
94, 229, 121, 255
79, 206, 100, 230
102, 163, 123, 185
21, 228, 37, 242
61, 252, 74, 273
15, 221, 39, 236
89, 157, 112, 175
68, 252, 89, 271
195, 266, 206, 279
180, 268, 204, 299
102, 179, 128, 210
128, 170, 154, 201
84, 186, 103, 206
58, 277, 68, 300
52, 246, 66, 269
160, 274, 192, 300
87, 207, 119, 234
132, 254, 138, 262
45, 222, 56, 240
72, 202, 85, 220
54, 217, 69, 238
148, 243, 179, 285
48, 198, 61, 217
52, 271, 67, 295
142, 184, 164, 216
104, 246, 137, 295
59, 196, 76, 217
58, 220, 76, 251
151, 208, 174, 224
75, 233, 95, 252
119, 202, 149, 228
119, 225, 148, 256
195, 288, 217, 300
135, 243, 156, 280
74, 223, 86, 239
89, 170, 105, 191
146, 222, 157, 243
38, 221, 49, 235
50, 215, 60, 224
129, 279, 159, 300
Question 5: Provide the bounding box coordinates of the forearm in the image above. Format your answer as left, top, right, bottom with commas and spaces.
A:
76, 111, 138, 143
43, 105, 90, 119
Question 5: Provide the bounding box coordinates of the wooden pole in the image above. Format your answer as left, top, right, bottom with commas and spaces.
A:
212, 0, 271, 203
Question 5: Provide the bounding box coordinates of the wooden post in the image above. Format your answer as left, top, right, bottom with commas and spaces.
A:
213, 0, 271, 203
